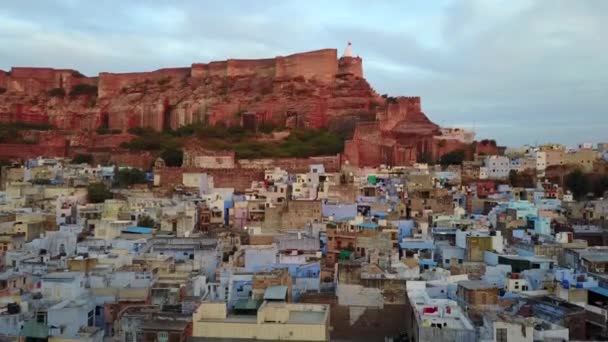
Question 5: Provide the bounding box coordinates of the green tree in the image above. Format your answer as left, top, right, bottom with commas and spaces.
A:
161, 148, 183, 167
592, 174, 608, 197
565, 169, 590, 199
115, 168, 147, 187
71, 154, 93, 164
440, 149, 466, 166
87, 182, 112, 203
508, 169, 535, 188
137, 215, 156, 228
32, 178, 51, 185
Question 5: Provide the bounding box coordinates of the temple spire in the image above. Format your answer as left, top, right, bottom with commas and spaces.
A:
342, 41, 353, 57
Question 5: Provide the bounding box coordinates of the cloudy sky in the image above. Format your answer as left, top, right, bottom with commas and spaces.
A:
1, 0, 606, 146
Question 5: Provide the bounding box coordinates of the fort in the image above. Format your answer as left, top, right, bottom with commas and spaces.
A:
0, 44, 484, 166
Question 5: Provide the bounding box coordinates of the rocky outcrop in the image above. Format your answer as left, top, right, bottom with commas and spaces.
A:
1, 47, 481, 166
0, 48, 379, 133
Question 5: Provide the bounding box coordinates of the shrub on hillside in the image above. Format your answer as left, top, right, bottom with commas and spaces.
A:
87, 182, 112, 203
115, 168, 147, 187
71, 154, 93, 164
70, 84, 98, 97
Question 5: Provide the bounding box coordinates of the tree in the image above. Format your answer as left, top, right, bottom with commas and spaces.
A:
137, 215, 156, 228
565, 169, 590, 199
440, 149, 466, 166
87, 182, 112, 203
115, 168, 147, 187
508, 169, 535, 188
592, 174, 608, 197
161, 148, 183, 167
71, 154, 93, 164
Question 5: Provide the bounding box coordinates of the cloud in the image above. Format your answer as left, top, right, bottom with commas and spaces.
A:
0, 0, 606, 146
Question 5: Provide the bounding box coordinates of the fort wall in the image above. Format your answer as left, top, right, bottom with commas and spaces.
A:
192, 49, 338, 83
337, 56, 363, 78
98, 68, 190, 98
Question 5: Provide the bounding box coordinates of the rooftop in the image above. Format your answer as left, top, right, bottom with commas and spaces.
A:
122, 226, 155, 234
407, 281, 475, 331
458, 280, 497, 290
263, 285, 288, 301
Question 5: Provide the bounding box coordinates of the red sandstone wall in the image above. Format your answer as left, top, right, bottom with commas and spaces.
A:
433, 138, 469, 161
227, 59, 276, 78
0, 143, 67, 159
4, 67, 95, 95
98, 68, 190, 98
90, 134, 135, 149
0, 70, 9, 89
109, 151, 155, 169
338, 57, 363, 78
193, 59, 275, 79
192, 50, 338, 83
343, 140, 359, 166
475, 140, 500, 156
154, 167, 265, 192
275, 49, 338, 82
377, 97, 422, 131
237, 155, 341, 173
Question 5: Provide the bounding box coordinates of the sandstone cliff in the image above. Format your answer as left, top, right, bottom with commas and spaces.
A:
0, 49, 381, 133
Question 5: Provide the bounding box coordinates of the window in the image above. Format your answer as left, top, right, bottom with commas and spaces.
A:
496, 327, 508, 342
88, 309, 94, 326
157, 331, 169, 342
36, 312, 47, 324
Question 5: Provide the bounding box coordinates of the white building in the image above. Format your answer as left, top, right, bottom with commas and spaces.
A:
485, 156, 510, 179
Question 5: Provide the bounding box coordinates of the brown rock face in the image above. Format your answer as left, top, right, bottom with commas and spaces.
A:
1, 47, 478, 166
0, 49, 381, 133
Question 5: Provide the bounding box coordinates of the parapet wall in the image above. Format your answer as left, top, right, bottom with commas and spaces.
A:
191, 49, 338, 83
192, 58, 276, 79
275, 49, 338, 82
3, 67, 96, 95
98, 67, 190, 98
236, 154, 341, 173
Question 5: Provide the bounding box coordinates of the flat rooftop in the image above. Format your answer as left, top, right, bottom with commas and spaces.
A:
286, 310, 326, 324
408, 282, 475, 331
458, 280, 497, 290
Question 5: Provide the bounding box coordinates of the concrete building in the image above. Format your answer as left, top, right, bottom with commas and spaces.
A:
192, 300, 330, 341
405, 281, 475, 342
485, 156, 510, 180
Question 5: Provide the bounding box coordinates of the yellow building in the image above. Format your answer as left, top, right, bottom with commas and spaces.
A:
192, 301, 330, 341
544, 149, 566, 167
12, 213, 46, 242
565, 148, 598, 172
101, 199, 128, 220
94, 220, 133, 240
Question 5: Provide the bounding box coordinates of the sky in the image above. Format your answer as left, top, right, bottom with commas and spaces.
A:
1, 0, 606, 147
